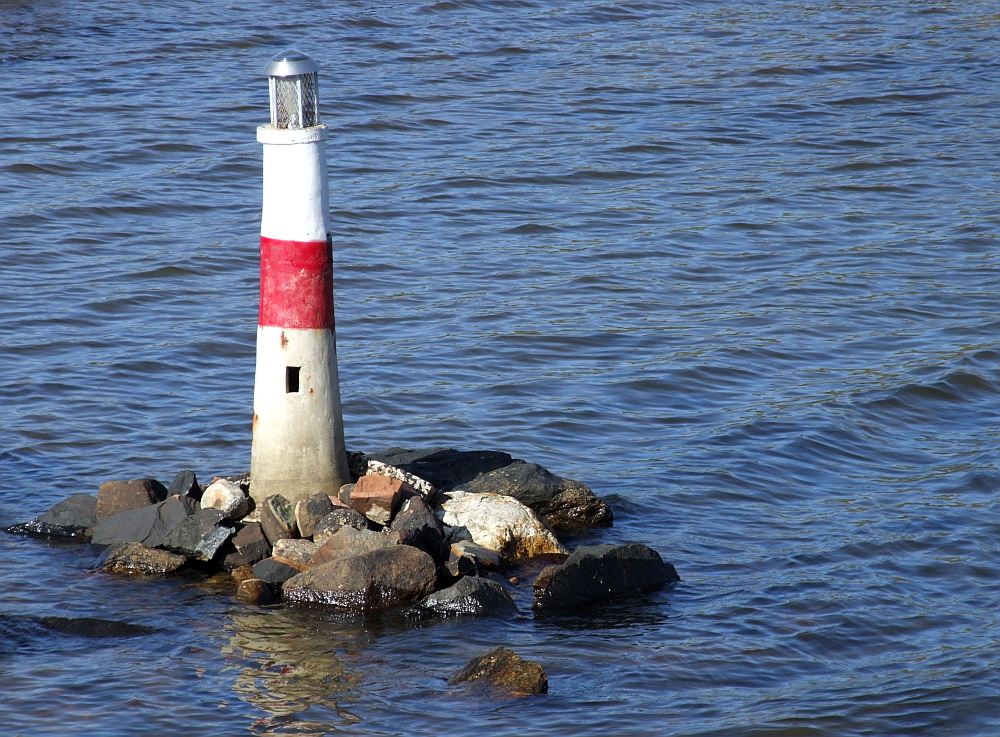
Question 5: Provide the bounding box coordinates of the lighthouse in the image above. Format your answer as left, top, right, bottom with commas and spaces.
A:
250, 49, 350, 505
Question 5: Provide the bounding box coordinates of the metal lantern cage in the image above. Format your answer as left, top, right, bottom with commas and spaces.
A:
264, 49, 320, 129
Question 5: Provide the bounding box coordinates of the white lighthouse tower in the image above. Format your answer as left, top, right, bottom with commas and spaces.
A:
250, 49, 350, 505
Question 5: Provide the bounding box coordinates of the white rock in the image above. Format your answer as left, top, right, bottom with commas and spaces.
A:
437, 491, 567, 561
200, 479, 248, 521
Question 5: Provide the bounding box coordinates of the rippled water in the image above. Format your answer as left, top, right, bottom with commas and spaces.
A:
2, 1, 998, 735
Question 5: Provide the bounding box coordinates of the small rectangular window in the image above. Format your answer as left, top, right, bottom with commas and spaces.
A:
285, 366, 301, 393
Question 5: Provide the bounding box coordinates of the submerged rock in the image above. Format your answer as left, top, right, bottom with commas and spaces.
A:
283, 545, 437, 610
532, 543, 679, 612
235, 578, 275, 605
438, 491, 567, 561
420, 577, 518, 617
38, 616, 156, 638
449, 645, 548, 695
99, 542, 189, 575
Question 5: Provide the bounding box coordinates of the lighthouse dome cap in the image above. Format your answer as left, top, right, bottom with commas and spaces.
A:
264, 49, 319, 77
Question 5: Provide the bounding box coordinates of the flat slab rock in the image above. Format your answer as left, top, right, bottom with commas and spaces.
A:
532, 543, 679, 612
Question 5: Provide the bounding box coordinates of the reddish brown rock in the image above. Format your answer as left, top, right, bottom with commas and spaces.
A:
235, 578, 276, 605
96, 479, 168, 520
99, 542, 188, 576
350, 475, 411, 525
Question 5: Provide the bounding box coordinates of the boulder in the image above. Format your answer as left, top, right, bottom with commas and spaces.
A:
160, 508, 232, 561
464, 462, 612, 532
365, 447, 511, 491
200, 479, 248, 521
449, 646, 547, 695
283, 545, 437, 610
532, 543, 679, 612
4, 493, 99, 540
437, 491, 567, 561
231, 522, 271, 566
99, 542, 189, 575
91, 495, 197, 548
96, 479, 168, 520
252, 556, 309, 586
167, 470, 201, 500
388, 495, 446, 561
420, 577, 518, 617
294, 493, 336, 539
259, 494, 298, 545
307, 526, 399, 567
272, 538, 318, 566
350, 475, 410, 526
312, 508, 373, 544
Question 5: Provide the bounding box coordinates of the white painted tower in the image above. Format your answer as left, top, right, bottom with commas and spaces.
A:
250, 49, 350, 505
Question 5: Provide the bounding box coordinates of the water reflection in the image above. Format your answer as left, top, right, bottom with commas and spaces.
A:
223, 606, 371, 736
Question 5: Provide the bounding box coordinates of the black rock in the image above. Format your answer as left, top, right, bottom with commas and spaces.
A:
388, 495, 446, 562
420, 577, 518, 617
252, 557, 306, 586
91, 495, 197, 548
532, 543, 679, 612
160, 508, 232, 561
3, 493, 98, 540
38, 616, 156, 638
168, 470, 201, 500
231, 522, 271, 566
365, 447, 514, 492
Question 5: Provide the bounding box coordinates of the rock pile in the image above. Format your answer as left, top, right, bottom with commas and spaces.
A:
5, 448, 678, 619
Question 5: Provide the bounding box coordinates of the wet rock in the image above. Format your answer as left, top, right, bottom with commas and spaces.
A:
4, 493, 99, 540
96, 479, 168, 520
312, 508, 373, 544
235, 578, 276, 605
99, 542, 189, 575
350, 475, 410, 526
388, 495, 446, 562
160, 508, 232, 561
295, 493, 335, 539
252, 556, 309, 586
168, 470, 201, 500
420, 577, 518, 617
272, 538, 318, 566
445, 550, 477, 578
307, 526, 399, 567
38, 616, 156, 638
464, 462, 612, 532
449, 646, 548, 695
438, 491, 567, 561
532, 543, 679, 612
230, 565, 256, 584
283, 545, 437, 611
259, 494, 298, 545
231, 522, 271, 566
91, 495, 197, 548
200, 479, 249, 521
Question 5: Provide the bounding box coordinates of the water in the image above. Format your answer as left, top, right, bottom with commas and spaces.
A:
2, 0, 998, 734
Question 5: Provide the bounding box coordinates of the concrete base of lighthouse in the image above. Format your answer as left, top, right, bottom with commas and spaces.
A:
250, 324, 350, 505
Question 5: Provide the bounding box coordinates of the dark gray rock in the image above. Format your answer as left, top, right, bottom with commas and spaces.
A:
252, 557, 308, 586
4, 493, 98, 540
259, 494, 298, 545
283, 545, 437, 610
464, 461, 613, 532
168, 470, 201, 500
388, 495, 446, 562
449, 646, 548, 695
38, 615, 156, 638
96, 478, 169, 520
312, 507, 373, 543
420, 577, 518, 617
99, 542, 189, 575
366, 447, 513, 491
160, 508, 232, 561
532, 543, 679, 612
231, 522, 271, 566
91, 495, 197, 548
295, 493, 336, 539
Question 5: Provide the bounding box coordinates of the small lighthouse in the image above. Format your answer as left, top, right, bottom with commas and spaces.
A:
250, 49, 350, 505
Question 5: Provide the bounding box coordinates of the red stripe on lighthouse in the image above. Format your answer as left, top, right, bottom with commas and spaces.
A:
259, 236, 335, 329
